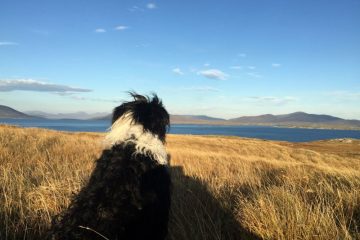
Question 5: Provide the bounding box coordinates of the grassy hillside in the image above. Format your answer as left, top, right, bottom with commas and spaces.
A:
0, 125, 359, 239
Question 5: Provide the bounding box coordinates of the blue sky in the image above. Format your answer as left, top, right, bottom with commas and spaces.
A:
1, 0, 359, 119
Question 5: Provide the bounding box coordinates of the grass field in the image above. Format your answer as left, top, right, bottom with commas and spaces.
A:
0, 125, 359, 240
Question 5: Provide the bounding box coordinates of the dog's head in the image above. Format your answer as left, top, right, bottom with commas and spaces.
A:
111, 92, 170, 142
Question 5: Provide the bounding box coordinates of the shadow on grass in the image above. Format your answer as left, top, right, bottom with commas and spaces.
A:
168, 166, 261, 240
0, 166, 261, 240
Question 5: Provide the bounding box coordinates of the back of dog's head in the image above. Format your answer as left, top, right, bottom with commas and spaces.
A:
112, 92, 170, 141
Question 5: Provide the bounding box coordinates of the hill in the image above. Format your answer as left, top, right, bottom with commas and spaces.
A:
229, 111, 343, 123
26, 110, 108, 120
0, 105, 33, 119
229, 112, 360, 129
170, 114, 226, 124
95, 114, 226, 123
97, 112, 360, 129
0, 125, 359, 239
93, 114, 112, 120
2, 104, 360, 130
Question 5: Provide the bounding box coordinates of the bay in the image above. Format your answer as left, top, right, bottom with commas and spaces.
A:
1, 118, 360, 142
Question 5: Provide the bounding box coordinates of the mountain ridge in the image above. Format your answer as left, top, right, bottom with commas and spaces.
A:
228, 112, 344, 123
1, 105, 360, 130
0, 105, 33, 119
25, 110, 108, 120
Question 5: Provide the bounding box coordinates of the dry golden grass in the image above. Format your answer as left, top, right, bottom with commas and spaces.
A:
0, 125, 359, 240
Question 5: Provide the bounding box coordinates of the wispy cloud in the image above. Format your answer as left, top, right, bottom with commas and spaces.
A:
94, 28, 106, 33
247, 72, 262, 78
0, 79, 92, 94
115, 25, 129, 31
238, 53, 247, 58
325, 91, 360, 100
172, 68, 184, 75
247, 66, 256, 70
146, 3, 157, 9
70, 95, 121, 103
129, 3, 157, 12
182, 86, 220, 92
272, 63, 282, 68
30, 29, 50, 36
198, 69, 228, 80
245, 96, 297, 105
129, 5, 145, 12
0, 41, 18, 46
229, 65, 243, 70
203, 63, 210, 67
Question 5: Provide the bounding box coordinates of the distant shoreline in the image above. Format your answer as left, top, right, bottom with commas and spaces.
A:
170, 121, 360, 131
1, 117, 360, 131
2, 105, 360, 131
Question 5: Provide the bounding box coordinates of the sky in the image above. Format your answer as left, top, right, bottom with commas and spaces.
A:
1, 0, 360, 119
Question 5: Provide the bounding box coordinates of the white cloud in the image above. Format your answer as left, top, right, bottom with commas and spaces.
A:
0, 41, 18, 46
272, 63, 282, 68
115, 25, 129, 31
238, 53, 247, 58
94, 28, 106, 33
198, 69, 228, 80
245, 96, 297, 105
172, 68, 184, 75
129, 5, 144, 12
247, 72, 262, 78
146, 3, 157, 9
203, 63, 210, 67
247, 66, 256, 70
0, 79, 92, 93
229, 65, 243, 70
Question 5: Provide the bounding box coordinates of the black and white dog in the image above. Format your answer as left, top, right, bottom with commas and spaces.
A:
49, 93, 171, 240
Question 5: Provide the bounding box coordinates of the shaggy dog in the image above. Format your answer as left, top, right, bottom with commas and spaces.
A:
49, 93, 171, 240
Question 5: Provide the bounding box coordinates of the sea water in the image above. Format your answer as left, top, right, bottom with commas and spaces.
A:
1, 118, 360, 142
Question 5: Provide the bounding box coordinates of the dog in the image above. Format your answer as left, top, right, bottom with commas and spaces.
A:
49, 93, 171, 240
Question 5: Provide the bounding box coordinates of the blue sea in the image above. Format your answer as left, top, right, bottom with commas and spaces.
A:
1, 118, 360, 142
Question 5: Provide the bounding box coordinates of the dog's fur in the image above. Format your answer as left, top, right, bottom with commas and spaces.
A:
49, 93, 171, 240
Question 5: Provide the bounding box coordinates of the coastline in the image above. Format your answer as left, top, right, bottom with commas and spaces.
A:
171, 121, 360, 131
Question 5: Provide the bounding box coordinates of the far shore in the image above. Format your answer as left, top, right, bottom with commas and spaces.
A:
170, 120, 360, 131
1, 117, 360, 131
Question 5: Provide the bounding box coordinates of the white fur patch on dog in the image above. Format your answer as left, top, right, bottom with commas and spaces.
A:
103, 113, 168, 165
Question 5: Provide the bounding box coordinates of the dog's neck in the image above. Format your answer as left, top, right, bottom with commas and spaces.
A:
103, 114, 168, 165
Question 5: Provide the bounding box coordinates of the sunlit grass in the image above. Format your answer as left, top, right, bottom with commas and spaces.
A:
0, 125, 359, 239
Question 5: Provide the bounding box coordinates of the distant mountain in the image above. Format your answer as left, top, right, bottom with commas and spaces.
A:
25, 111, 108, 120
229, 112, 360, 129
94, 114, 225, 123
93, 112, 360, 129
94, 114, 112, 121
0, 105, 33, 119
2, 104, 360, 130
170, 115, 225, 123
229, 112, 343, 123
